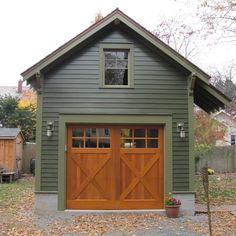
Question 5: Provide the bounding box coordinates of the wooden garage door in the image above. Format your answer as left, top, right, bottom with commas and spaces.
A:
66, 125, 164, 209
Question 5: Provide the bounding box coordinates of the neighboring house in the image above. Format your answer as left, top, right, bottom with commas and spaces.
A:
0, 128, 24, 176
21, 9, 230, 215
212, 110, 236, 146
0, 80, 30, 98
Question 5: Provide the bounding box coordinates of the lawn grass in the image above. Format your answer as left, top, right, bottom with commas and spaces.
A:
195, 173, 236, 205
0, 177, 34, 209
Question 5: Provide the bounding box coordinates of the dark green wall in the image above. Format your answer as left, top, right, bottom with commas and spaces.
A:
40, 27, 189, 191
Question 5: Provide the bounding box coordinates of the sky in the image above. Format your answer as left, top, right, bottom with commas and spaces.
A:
0, 0, 235, 86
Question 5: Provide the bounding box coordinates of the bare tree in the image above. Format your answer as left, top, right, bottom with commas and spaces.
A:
197, 0, 236, 42
153, 19, 200, 59
210, 62, 236, 115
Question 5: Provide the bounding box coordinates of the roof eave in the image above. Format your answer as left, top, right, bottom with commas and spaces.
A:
194, 80, 231, 113
0, 136, 16, 140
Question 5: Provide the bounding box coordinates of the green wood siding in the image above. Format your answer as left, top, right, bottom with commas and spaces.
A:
40, 27, 189, 192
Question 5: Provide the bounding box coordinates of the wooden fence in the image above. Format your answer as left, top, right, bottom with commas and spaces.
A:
196, 146, 236, 173
22, 143, 36, 173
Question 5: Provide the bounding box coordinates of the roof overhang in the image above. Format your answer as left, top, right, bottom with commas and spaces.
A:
0, 136, 17, 140
194, 80, 231, 113
21, 8, 231, 112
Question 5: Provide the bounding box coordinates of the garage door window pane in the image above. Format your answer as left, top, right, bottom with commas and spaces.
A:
85, 139, 97, 148
134, 139, 145, 148
72, 128, 83, 137
98, 128, 110, 137
121, 128, 132, 138
121, 139, 134, 148
99, 139, 110, 148
72, 139, 84, 148
86, 128, 96, 137
148, 129, 158, 137
147, 139, 158, 148
134, 129, 145, 137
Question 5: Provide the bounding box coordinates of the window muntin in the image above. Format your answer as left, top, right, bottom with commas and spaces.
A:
120, 128, 159, 148
100, 44, 133, 88
104, 50, 129, 85
72, 127, 110, 148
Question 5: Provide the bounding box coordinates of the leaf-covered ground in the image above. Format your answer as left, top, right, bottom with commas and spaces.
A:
0, 176, 41, 235
195, 173, 236, 205
0, 174, 235, 235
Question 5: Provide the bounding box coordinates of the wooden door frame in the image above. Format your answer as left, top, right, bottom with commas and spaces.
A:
58, 114, 172, 210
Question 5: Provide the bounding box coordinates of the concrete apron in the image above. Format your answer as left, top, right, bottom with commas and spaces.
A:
35, 192, 195, 216
65, 209, 165, 214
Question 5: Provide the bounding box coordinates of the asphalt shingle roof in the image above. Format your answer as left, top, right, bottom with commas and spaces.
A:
0, 128, 22, 139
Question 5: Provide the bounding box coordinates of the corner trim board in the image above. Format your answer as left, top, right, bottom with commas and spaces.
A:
188, 78, 194, 191
35, 77, 44, 191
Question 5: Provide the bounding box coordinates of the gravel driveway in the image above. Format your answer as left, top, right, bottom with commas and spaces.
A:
33, 211, 216, 236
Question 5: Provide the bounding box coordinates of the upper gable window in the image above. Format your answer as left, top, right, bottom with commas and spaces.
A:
100, 44, 133, 88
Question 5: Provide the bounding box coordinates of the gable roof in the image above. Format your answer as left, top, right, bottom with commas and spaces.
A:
213, 110, 232, 118
0, 128, 24, 140
213, 110, 236, 122
21, 8, 231, 112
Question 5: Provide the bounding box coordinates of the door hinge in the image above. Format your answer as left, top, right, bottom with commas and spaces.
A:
65, 145, 67, 152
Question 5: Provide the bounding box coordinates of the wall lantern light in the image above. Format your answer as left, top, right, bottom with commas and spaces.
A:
177, 122, 185, 138
46, 121, 54, 137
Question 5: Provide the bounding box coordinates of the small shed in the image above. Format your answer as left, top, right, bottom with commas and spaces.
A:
0, 128, 24, 174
